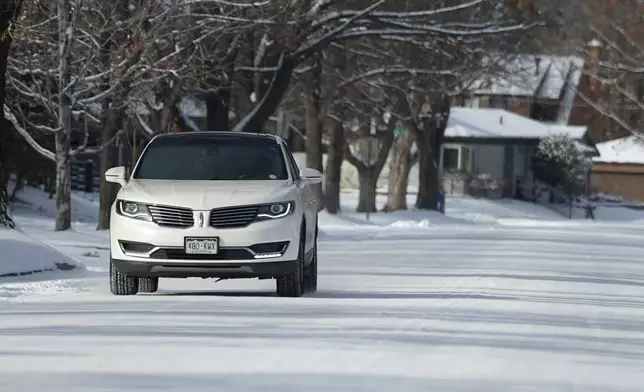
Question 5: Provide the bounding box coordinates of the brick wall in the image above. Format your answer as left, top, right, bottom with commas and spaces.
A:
506, 98, 531, 117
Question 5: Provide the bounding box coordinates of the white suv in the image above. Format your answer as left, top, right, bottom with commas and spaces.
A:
105, 132, 322, 297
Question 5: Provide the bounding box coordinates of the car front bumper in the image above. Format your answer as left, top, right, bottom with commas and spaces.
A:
111, 258, 297, 279
110, 205, 301, 278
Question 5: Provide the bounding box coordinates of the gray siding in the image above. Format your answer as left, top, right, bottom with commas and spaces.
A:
473, 144, 505, 179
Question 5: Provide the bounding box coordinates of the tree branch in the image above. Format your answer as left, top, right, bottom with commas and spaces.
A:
4, 104, 56, 162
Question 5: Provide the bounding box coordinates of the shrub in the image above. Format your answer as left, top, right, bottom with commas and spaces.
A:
533, 134, 590, 195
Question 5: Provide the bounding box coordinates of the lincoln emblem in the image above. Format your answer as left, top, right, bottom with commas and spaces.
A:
198, 212, 205, 227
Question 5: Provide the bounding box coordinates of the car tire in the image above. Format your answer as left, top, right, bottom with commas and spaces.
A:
139, 277, 159, 293
110, 258, 139, 296
276, 231, 305, 298
304, 226, 318, 294
305, 246, 318, 294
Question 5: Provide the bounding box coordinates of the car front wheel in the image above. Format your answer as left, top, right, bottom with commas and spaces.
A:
110, 258, 139, 296
304, 229, 318, 294
276, 232, 305, 298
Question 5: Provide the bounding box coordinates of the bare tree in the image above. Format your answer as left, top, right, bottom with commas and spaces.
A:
4, 0, 540, 228
5, 0, 175, 230
313, 1, 538, 212
572, 0, 644, 142
520, 0, 644, 142
4, 0, 208, 230
342, 97, 396, 212
224, 0, 538, 135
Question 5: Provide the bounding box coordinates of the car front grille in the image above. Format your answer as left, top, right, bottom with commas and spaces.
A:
148, 205, 194, 228
151, 248, 253, 260
209, 205, 259, 228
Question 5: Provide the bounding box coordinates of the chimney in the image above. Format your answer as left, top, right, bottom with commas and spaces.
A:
587, 39, 603, 92
587, 38, 603, 60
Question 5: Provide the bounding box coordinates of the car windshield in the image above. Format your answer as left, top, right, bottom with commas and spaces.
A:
133, 135, 289, 181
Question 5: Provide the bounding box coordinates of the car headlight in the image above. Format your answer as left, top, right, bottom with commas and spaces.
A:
256, 201, 294, 221
116, 200, 152, 221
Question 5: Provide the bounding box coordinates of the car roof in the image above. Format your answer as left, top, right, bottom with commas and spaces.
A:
152, 131, 280, 143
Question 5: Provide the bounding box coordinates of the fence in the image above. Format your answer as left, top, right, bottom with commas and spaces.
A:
518, 181, 595, 220
71, 158, 101, 193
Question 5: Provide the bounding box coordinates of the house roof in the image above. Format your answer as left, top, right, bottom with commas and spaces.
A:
468, 54, 585, 124
445, 107, 588, 140
470, 54, 584, 99
593, 135, 644, 164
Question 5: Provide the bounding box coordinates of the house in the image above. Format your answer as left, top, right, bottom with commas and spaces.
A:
458, 54, 585, 124
439, 53, 608, 198
590, 136, 644, 202
440, 107, 595, 198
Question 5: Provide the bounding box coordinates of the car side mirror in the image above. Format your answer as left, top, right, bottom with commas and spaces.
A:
105, 166, 127, 186
300, 168, 322, 184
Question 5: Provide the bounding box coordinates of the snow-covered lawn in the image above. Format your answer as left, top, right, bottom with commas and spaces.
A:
3, 187, 644, 391
0, 228, 78, 279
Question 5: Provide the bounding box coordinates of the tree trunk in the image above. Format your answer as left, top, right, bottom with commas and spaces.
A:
385, 131, 415, 211
323, 120, 343, 214
233, 55, 296, 133
304, 56, 323, 211
414, 97, 449, 211
9, 168, 24, 201
0, 12, 17, 229
54, 129, 71, 231
304, 90, 323, 170
346, 119, 395, 214
0, 163, 10, 228
96, 108, 120, 230
46, 169, 55, 199
357, 169, 378, 213
53, 0, 72, 231
415, 128, 443, 210
205, 89, 230, 131
0, 138, 12, 227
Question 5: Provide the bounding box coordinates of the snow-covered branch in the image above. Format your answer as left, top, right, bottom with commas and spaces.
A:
294, 0, 386, 59
3, 105, 56, 162
337, 67, 461, 88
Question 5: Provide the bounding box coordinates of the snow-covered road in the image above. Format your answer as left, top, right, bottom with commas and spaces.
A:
3, 222, 644, 391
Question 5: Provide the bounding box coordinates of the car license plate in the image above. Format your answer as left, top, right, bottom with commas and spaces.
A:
184, 237, 219, 254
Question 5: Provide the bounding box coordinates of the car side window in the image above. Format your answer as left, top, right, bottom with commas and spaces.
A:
282, 143, 301, 181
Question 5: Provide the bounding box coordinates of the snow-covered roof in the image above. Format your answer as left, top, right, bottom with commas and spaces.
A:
445, 107, 588, 140
470, 54, 584, 99
593, 136, 644, 164
468, 54, 585, 124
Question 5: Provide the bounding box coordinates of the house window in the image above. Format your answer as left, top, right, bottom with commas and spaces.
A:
464, 96, 480, 108
461, 146, 473, 174
443, 147, 460, 172
530, 102, 558, 122
442, 145, 474, 174
489, 96, 508, 109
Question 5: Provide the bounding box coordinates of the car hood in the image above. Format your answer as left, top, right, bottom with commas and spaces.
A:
120, 179, 294, 210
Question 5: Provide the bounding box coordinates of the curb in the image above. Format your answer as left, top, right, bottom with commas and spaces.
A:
0, 262, 78, 279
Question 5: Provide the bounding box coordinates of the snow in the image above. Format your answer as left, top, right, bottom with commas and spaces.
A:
0, 227, 79, 281
556, 65, 583, 124
4, 186, 644, 390
446, 107, 588, 140
593, 135, 644, 164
